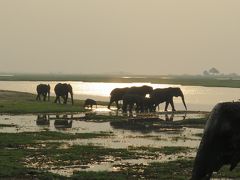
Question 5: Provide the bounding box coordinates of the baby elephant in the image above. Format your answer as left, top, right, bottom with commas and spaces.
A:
83, 99, 97, 109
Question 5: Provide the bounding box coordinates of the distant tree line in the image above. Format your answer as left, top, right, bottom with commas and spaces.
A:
203, 67, 238, 78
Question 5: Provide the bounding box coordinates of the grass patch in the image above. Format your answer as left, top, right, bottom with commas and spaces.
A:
0, 131, 113, 148
0, 90, 87, 114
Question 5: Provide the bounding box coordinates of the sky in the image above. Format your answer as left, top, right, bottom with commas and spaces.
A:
0, 0, 240, 75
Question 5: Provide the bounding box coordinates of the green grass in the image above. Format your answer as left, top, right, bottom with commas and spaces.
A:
1, 130, 240, 179
0, 90, 87, 114
0, 131, 113, 148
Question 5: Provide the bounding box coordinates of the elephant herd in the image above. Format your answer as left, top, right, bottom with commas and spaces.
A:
36, 83, 74, 105
108, 85, 187, 113
36, 83, 187, 112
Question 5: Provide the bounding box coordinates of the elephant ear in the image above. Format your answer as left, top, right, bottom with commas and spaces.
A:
191, 102, 240, 179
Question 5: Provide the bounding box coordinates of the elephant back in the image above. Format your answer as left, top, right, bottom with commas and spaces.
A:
37, 84, 50, 93
84, 99, 97, 106
54, 83, 68, 95
126, 85, 153, 97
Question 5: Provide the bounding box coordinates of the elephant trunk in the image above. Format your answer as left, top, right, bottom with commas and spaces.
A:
70, 92, 74, 105
181, 95, 187, 110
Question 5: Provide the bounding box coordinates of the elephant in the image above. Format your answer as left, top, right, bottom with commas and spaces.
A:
150, 87, 187, 111
36, 84, 50, 101
191, 102, 240, 180
122, 94, 145, 113
143, 97, 156, 112
126, 85, 153, 97
54, 83, 73, 105
122, 94, 156, 113
108, 87, 130, 109
108, 85, 153, 109
84, 99, 97, 109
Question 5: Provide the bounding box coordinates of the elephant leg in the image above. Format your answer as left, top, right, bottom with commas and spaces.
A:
116, 101, 121, 110
54, 96, 59, 103
65, 94, 69, 104
165, 102, 170, 111
36, 94, 40, 101
61, 96, 66, 104
62, 95, 67, 104
122, 102, 127, 113
170, 99, 176, 111
43, 93, 47, 101
129, 103, 134, 113
108, 98, 114, 109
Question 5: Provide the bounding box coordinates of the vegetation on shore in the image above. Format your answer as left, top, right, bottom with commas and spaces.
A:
1, 74, 240, 88
0, 90, 106, 114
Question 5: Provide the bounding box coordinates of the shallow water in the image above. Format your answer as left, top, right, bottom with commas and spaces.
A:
1, 81, 240, 111
0, 112, 204, 176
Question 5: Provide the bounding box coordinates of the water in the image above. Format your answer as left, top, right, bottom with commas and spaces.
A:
0, 113, 203, 176
1, 81, 240, 111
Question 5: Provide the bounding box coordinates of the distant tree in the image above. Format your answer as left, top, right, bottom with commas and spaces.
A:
203, 70, 210, 76
209, 67, 220, 75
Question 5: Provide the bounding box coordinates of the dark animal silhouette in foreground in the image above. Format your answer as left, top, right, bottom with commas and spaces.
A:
108, 85, 153, 109
54, 83, 74, 105
150, 87, 187, 111
36, 84, 50, 101
84, 99, 97, 109
191, 102, 240, 180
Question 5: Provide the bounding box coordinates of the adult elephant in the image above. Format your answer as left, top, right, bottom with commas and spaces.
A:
122, 94, 145, 113
36, 84, 50, 101
126, 85, 153, 97
108, 85, 153, 109
150, 87, 187, 111
108, 87, 130, 109
191, 102, 240, 180
54, 83, 74, 105
122, 95, 155, 113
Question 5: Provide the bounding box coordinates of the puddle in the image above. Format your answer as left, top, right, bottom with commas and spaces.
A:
0, 111, 206, 176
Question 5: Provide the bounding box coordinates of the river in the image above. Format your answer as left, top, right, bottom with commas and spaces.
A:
0, 81, 240, 111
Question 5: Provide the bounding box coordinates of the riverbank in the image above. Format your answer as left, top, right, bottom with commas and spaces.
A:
0, 90, 109, 114
1, 74, 240, 88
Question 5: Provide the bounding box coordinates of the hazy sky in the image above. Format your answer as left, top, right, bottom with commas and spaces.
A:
0, 0, 240, 75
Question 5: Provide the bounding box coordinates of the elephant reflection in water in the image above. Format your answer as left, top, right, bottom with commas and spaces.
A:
36, 114, 50, 126
54, 114, 73, 129
110, 113, 186, 132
